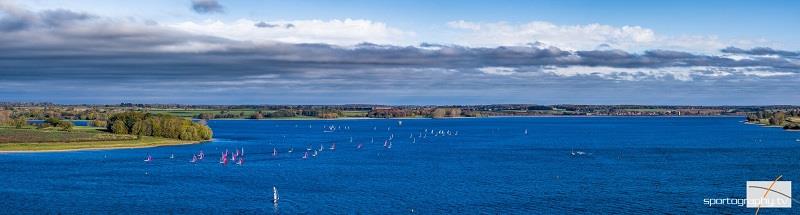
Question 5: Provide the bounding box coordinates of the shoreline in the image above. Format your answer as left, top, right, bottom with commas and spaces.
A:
0, 138, 209, 153
205, 115, 745, 121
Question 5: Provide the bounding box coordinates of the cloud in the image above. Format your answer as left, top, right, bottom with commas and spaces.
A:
443, 20, 773, 54
169, 19, 417, 46
0, 4, 798, 104
254, 21, 279, 28
191, 0, 224, 14
721, 46, 799, 58
478, 67, 517, 76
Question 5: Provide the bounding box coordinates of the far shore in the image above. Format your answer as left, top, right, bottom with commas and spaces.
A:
205, 115, 744, 121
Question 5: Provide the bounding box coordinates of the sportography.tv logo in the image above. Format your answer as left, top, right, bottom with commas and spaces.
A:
747, 181, 791, 208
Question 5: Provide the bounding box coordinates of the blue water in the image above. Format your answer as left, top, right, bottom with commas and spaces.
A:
2, 117, 800, 214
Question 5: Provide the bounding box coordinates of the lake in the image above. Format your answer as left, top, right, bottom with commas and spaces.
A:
1, 117, 799, 214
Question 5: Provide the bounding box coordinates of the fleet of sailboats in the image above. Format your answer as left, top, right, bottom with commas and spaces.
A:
137, 122, 483, 205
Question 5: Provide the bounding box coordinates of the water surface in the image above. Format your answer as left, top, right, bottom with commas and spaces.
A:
1, 117, 799, 214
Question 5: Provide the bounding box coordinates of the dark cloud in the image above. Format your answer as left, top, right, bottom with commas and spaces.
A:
0, 5, 798, 104
191, 0, 224, 14
721, 46, 800, 58
254, 21, 278, 28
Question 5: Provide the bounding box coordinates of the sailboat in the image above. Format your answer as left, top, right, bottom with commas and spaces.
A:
190, 155, 198, 163
318, 144, 324, 152
219, 151, 228, 164
349, 137, 353, 143
233, 149, 240, 161
329, 143, 336, 151
288, 146, 294, 153
170, 154, 175, 159
272, 186, 279, 204
524, 129, 528, 135
144, 154, 152, 162
398, 120, 403, 126
356, 143, 363, 150
236, 157, 244, 166
302, 151, 309, 159
312, 150, 318, 157
272, 147, 278, 157
198, 150, 205, 160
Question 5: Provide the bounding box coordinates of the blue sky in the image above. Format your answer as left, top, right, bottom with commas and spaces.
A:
1, 0, 799, 104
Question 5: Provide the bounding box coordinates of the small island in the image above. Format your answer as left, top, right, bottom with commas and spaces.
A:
746, 110, 800, 130
0, 111, 212, 152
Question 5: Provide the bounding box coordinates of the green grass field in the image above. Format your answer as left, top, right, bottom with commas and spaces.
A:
0, 126, 199, 152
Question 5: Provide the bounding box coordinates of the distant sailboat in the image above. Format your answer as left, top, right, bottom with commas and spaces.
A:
272, 186, 279, 204
398, 120, 403, 126
524, 129, 528, 135
302, 151, 308, 159
288, 146, 294, 153
198, 150, 205, 160
349, 136, 353, 143
236, 157, 244, 166
272, 147, 278, 157
312, 150, 318, 157
220, 151, 228, 164
144, 154, 152, 162
356, 143, 363, 150
318, 144, 324, 152
190, 155, 198, 163
329, 143, 336, 151
170, 154, 175, 159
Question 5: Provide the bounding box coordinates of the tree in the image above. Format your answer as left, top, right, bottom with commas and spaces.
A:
106, 112, 212, 141
58, 121, 74, 131
111, 120, 128, 134
91, 119, 107, 127
11, 117, 27, 128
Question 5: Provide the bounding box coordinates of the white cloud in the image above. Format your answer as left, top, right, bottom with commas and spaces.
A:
478, 67, 517, 76
168, 19, 417, 46
446, 21, 655, 50
444, 20, 774, 54
541, 66, 794, 81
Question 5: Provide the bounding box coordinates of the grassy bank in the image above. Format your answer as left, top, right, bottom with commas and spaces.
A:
0, 126, 201, 152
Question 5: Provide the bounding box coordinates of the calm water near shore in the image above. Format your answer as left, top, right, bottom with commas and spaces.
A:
2, 117, 799, 214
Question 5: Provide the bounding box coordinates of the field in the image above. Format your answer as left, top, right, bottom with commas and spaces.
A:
147, 108, 370, 119
0, 127, 200, 152
147, 109, 259, 118
0, 127, 135, 143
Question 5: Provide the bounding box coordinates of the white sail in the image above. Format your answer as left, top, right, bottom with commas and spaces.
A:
273, 186, 279, 204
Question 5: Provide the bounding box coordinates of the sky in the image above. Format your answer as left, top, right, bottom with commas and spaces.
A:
0, 0, 798, 105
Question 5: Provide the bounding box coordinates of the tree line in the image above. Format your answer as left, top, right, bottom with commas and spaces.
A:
746, 110, 800, 130
107, 112, 212, 141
